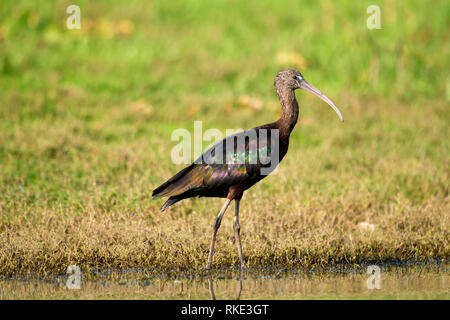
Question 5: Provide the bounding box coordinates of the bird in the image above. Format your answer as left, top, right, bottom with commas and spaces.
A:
152, 68, 343, 270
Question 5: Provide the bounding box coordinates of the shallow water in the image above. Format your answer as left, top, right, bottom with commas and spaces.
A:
1, 262, 448, 299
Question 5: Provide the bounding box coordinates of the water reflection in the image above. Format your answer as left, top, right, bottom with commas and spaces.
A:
208, 272, 242, 300
0, 262, 448, 299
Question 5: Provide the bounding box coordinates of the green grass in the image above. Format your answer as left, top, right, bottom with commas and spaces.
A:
0, 0, 448, 277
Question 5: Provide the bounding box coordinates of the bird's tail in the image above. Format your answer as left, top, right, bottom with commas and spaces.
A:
152, 164, 208, 210
159, 197, 182, 211
152, 164, 195, 199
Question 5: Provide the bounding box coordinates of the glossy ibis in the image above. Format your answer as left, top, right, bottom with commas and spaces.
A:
152, 68, 343, 270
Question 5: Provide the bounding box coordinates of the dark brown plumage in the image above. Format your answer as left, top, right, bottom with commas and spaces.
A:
152, 68, 343, 270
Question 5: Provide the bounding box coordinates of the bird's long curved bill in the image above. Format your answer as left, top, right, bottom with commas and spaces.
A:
300, 80, 344, 122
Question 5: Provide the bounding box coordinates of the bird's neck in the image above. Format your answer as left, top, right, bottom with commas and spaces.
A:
276, 87, 299, 139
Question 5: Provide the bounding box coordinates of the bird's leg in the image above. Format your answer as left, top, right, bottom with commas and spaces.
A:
206, 199, 231, 270
208, 273, 216, 300
234, 276, 243, 300
233, 199, 246, 271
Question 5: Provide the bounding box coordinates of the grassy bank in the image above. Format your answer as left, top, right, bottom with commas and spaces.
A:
0, 0, 448, 277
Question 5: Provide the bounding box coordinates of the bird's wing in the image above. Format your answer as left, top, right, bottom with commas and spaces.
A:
152, 128, 276, 200
199, 128, 274, 188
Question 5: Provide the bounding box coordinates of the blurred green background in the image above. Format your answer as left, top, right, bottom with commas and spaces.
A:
0, 1, 448, 275
1, 0, 448, 193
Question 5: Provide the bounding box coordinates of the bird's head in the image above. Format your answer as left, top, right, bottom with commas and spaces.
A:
274, 68, 344, 122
